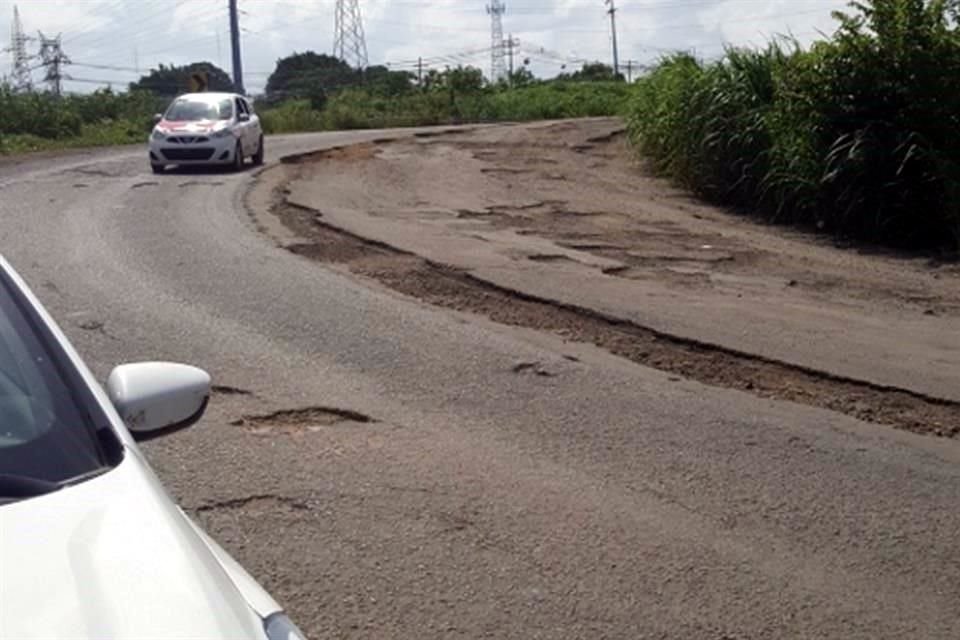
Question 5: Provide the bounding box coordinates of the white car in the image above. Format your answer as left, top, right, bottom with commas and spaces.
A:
149, 92, 264, 173
0, 256, 305, 640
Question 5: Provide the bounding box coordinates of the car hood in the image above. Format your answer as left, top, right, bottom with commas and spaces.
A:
0, 452, 266, 640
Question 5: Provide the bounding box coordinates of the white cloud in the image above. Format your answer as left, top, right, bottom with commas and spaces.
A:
0, 0, 852, 94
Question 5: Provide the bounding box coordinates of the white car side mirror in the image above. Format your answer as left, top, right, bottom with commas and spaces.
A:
106, 362, 210, 441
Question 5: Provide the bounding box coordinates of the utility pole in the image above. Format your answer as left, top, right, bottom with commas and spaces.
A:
506, 34, 514, 84
37, 32, 68, 96
228, 0, 244, 94
8, 5, 34, 92
417, 56, 423, 87
487, 0, 506, 83
605, 0, 619, 78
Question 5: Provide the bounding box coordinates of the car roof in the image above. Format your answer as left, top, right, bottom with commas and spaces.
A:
175, 92, 245, 101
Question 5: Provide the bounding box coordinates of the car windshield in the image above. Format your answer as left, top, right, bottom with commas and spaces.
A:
0, 275, 112, 489
164, 98, 233, 122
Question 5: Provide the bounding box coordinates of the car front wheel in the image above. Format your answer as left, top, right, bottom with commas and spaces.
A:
151, 163, 164, 174
252, 135, 264, 166
232, 142, 244, 172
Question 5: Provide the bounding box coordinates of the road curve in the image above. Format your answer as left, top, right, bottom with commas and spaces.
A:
2, 131, 960, 639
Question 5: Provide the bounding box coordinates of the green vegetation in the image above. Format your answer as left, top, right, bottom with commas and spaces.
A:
260, 80, 631, 134
1, 60, 628, 154
627, 0, 960, 250
0, 86, 164, 153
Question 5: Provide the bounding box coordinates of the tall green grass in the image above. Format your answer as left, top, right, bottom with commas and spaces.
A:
259, 82, 629, 134
0, 86, 164, 153
627, 0, 960, 251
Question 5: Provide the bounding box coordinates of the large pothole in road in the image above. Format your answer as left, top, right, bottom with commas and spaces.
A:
231, 406, 375, 435
245, 154, 960, 440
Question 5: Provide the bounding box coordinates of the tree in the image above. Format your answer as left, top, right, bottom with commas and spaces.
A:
129, 62, 234, 97
557, 62, 624, 82
423, 66, 485, 93
507, 67, 536, 88
365, 65, 416, 96
265, 52, 359, 103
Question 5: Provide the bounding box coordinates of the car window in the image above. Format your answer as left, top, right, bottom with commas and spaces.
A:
243, 98, 254, 115
165, 98, 233, 121
0, 275, 114, 485
235, 98, 247, 116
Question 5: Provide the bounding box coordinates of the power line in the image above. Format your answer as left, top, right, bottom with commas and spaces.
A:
65, 3, 225, 60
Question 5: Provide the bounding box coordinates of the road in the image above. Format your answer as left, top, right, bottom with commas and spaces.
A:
2, 129, 959, 639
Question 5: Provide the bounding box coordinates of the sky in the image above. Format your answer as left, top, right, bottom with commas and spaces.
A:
1, 0, 850, 94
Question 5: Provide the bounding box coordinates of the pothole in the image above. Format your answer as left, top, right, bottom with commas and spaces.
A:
512, 361, 556, 377
192, 494, 309, 513
231, 406, 375, 435
212, 384, 252, 396
527, 254, 575, 263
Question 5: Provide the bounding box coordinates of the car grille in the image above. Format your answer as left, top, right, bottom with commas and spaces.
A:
166, 136, 210, 144
161, 147, 216, 161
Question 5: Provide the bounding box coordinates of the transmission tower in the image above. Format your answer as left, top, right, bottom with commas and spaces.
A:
487, 0, 507, 83
333, 0, 368, 69
8, 5, 34, 91
38, 32, 69, 97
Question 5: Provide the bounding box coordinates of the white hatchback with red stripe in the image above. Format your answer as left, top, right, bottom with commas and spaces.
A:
148, 92, 264, 173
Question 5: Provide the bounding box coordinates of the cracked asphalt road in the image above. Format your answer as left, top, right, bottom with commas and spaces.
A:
2, 127, 960, 639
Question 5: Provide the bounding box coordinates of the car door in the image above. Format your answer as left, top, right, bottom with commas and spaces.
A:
243, 98, 261, 147
234, 97, 252, 155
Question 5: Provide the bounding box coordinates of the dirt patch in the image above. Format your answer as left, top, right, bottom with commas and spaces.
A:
256, 181, 960, 439
231, 406, 375, 435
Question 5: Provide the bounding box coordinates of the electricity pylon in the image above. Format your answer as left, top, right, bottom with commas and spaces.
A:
8, 6, 34, 91
334, 0, 368, 69
487, 0, 507, 83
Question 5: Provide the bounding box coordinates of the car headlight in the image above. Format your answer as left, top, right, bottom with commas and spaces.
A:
211, 127, 233, 138
151, 129, 166, 140
263, 613, 307, 640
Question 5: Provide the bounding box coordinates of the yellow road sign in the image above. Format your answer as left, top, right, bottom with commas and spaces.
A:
188, 71, 208, 92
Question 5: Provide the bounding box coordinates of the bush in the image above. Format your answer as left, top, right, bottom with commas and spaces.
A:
627, 0, 960, 250
258, 99, 328, 134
